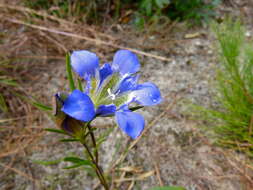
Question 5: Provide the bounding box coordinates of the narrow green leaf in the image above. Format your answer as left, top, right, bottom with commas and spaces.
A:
13, 93, 53, 114
64, 156, 92, 166
148, 186, 186, 190
33, 159, 62, 166
63, 163, 83, 169
82, 166, 97, 177
60, 138, 79, 142
0, 94, 8, 113
45, 128, 67, 135
155, 0, 170, 8
77, 78, 83, 91
0, 78, 17, 86
66, 52, 75, 91
141, 0, 152, 16
33, 102, 52, 111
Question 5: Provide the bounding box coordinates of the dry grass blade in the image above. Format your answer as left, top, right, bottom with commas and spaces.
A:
11, 55, 64, 60
114, 170, 155, 183
127, 181, 135, 190
2, 17, 171, 62
0, 116, 29, 123
0, 131, 44, 159
225, 154, 253, 186
0, 3, 115, 41
195, 131, 253, 189
154, 161, 164, 187
0, 162, 40, 187
118, 166, 142, 173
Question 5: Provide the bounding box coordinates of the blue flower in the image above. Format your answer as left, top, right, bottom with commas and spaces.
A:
61, 49, 162, 139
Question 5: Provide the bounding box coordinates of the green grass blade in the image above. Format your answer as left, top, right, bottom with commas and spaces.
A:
32, 159, 62, 166
77, 78, 83, 91
66, 52, 75, 91
45, 128, 68, 135
60, 138, 79, 142
0, 94, 8, 113
63, 163, 84, 169
32, 101, 52, 111
64, 156, 92, 166
0, 78, 17, 86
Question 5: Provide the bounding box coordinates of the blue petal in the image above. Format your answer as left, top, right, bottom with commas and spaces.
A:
130, 82, 162, 106
62, 89, 95, 122
71, 50, 99, 78
115, 108, 144, 139
84, 75, 92, 94
112, 50, 140, 75
96, 104, 116, 116
116, 74, 139, 94
99, 63, 113, 86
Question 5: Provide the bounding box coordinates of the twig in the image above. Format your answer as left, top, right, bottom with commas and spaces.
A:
116, 171, 126, 188
127, 181, 135, 190
154, 162, 164, 187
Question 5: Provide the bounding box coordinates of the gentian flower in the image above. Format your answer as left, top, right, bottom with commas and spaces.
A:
60, 50, 162, 139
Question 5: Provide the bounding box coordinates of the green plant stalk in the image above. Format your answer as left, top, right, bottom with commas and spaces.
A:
80, 123, 109, 190
87, 124, 99, 164
66, 52, 75, 91
80, 141, 109, 189
115, 0, 120, 19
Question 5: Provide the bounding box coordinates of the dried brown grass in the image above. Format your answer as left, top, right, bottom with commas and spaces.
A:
0, 3, 173, 62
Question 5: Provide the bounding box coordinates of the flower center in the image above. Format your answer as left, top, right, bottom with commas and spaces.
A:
107, 88, 116, 100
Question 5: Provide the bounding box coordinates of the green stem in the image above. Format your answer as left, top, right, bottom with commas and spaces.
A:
87, 124, 99, 164
81, 141, 109, 190
79, 123, 109, 189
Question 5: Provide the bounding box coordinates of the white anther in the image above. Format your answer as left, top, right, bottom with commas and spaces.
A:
107, 88, 116, 100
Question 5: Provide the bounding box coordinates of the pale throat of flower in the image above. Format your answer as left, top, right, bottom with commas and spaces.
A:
92, 72, 137, 108
127, 92, 137, 103
107, 88, 116, 100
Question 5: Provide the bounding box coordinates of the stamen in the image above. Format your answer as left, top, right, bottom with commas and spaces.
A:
107, 88, 116, 100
